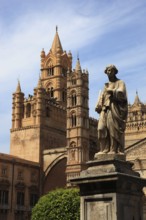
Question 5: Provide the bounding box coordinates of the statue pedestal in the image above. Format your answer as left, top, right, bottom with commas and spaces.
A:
71, 154, 146, 220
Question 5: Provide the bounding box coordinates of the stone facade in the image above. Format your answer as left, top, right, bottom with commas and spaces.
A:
1, 28, 146, 219
126, 92, 146, 147
0, 154, 39, 220
10, 28, 98, 189
125, 92, 146, 210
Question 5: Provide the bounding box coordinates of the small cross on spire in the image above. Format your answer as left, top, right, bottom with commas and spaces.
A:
56, 25, 58, 32
77, 52, 79, 60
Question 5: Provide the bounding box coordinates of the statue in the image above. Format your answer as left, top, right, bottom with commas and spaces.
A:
95, 65, 128, 154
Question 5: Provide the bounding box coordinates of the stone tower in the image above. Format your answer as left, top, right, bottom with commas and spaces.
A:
10, 77, 47, 164
66, 58, 89, 183
10, 28, 94, 191
10, 29, 71, 165
12, 80, 24, 129
40, 27, 72, 108
125, 91, 146, 147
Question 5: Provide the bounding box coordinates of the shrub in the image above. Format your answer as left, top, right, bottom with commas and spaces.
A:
31, 188, 80, 220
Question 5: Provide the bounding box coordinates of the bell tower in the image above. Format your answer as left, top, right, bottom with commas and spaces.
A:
10, 28, 71, 164
40, 27, 72, 107
66, 58, 89, 183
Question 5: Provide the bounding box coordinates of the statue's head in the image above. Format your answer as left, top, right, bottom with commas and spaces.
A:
104, 65, 118, 75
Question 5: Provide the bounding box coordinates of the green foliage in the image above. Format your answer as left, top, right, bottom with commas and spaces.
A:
31, 188, 80, 220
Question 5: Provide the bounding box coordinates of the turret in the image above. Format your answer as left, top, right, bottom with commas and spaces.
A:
40, 48, 46, 69
68, 51, 72, 70
35, 77, 45, 125
12, 80, 24, 129
133, 91, 143, 106
56, 44, 62, 66
75, 57, 82, 73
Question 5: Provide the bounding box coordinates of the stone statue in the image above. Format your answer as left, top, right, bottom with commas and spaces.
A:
95, 65, 128, 154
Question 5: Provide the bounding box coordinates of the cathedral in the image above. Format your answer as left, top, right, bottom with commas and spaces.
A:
0, 28, 146, 220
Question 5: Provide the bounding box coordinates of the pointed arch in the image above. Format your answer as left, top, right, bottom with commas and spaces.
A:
43, 154, 67, 193
70, 111, 77, 127
45, 58, 55, 76
45, 81, 53, 89
72, 93, 77, 106
44, 55, 56, 67
71, 76, 76, 85
44, 81, 54, 98
70, 141, 76, 148
26, 103, 31, 118
70, 90, 77, 106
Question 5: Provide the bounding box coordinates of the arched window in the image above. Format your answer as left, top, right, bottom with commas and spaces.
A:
0, 190, 9, 205
71, 113, 76, 127
26, 103, 31, 118
71, 77, 76, 85
48, 66, 54, 76
48, 87, 54, 98
17, 191, 24, 206
71, 93, 77, 106
70, 142, 76, 148
50, 87, 54, 98
48, 61, 54, 76
30, 192, 38, 207
62, 90, 66, 102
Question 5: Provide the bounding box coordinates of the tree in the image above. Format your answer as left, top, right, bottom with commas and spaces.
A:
31, 188, 80, 220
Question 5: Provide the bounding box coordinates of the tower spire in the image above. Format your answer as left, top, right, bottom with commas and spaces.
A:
16, 79, 21, 93
51, 27, 63, 55
75, 57, 82, 73
37, 75, 43, 88
133, 91, 142, 105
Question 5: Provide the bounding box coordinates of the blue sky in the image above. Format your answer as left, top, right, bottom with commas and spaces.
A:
0, 0, 146, 154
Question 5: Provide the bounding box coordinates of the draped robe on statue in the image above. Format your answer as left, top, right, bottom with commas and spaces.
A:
97, 79, 128, 153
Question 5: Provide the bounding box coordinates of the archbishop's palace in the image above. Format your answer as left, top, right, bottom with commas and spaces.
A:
0, 29, 146, 220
